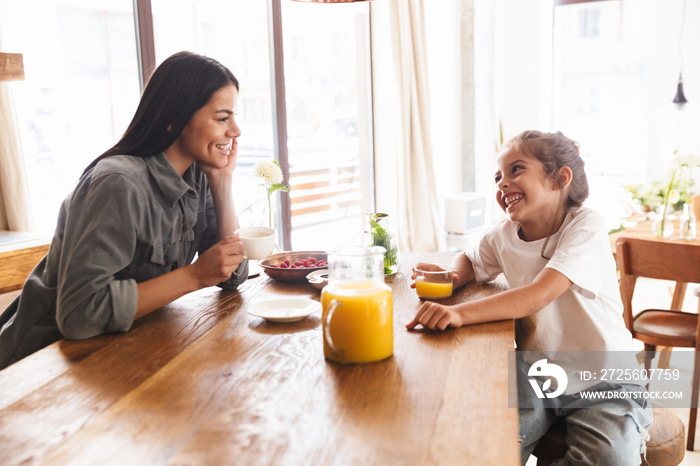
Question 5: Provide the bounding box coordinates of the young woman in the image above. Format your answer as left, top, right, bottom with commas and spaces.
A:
0, 52, 248, 369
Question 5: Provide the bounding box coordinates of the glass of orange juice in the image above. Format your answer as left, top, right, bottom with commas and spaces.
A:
414, 263, 455, 299
322, 246, 393, 364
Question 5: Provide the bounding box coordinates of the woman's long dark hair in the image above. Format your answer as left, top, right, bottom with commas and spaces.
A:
82, 51, 239, 176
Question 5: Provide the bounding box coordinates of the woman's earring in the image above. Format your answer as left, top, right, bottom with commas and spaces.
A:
167, 125, 172, 132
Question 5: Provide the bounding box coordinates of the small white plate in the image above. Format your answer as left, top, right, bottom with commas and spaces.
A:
247, 297, 321, 323
306, 269, 329, 290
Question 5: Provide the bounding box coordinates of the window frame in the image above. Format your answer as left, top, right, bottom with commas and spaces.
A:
130, 0, 374, 251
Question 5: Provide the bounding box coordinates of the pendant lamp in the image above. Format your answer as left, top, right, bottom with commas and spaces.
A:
291, 0, 371, 3
656, 0, 700, 168
673, 73, 688, 104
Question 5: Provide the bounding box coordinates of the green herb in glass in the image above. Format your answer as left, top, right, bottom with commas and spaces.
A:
368, 213, 398, 275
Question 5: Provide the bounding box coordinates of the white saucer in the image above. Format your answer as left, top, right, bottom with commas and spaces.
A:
306, 269, 329, 290
247, 297, 321, 323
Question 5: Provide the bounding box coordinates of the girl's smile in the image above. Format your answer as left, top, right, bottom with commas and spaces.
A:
502, 192, 525, 211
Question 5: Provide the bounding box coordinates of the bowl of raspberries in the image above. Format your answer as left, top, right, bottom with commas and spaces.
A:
258, 251, 328, 283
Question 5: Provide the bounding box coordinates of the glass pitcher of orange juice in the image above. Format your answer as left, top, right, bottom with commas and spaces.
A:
321, 246, 393, 364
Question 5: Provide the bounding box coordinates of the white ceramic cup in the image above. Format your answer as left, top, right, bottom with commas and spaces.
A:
237, 226, 276, 260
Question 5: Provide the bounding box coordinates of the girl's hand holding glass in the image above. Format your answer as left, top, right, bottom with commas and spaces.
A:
411, 263, 457, 299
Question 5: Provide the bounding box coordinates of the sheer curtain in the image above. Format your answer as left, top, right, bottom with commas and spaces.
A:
0, 64, 33, 232
371, 0, 444, 252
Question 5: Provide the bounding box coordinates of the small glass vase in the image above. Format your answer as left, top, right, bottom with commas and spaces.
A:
366, 213, 401, 277
679, 202, 697, 240
652, 205, 673, 239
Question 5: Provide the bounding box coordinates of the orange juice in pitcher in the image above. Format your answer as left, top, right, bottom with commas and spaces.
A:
322, 247, 393, 364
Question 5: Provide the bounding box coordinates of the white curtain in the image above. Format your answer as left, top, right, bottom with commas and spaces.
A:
0, 76, 33, 232
371, 0, 444, 252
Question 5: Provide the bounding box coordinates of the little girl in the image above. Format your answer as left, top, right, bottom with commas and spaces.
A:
407, 130, 652, 465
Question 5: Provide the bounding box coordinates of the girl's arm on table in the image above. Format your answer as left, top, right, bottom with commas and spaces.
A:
451, 252, 476, 289
406, 267, 573, 331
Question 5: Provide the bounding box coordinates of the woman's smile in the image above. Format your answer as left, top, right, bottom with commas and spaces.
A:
215, 142, 232, 155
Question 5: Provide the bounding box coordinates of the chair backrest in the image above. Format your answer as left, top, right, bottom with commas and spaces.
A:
238, 198, 269, 228
615, 237, 700, 330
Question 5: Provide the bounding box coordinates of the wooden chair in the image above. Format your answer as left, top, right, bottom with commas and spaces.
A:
616, 237, 700, 451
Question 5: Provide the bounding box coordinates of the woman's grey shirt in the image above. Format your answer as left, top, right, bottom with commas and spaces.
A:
0, 153, 248, 369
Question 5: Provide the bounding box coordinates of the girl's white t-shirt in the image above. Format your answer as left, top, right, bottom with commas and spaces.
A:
466, 206, 634, 354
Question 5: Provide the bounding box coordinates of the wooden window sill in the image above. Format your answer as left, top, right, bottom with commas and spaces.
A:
0, 231, 50, 293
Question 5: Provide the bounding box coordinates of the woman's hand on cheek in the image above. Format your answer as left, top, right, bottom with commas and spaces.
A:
199, 138, 239, 181
189, 235, 245, 288
406, 301, 463, 331
223, 138, 239, 174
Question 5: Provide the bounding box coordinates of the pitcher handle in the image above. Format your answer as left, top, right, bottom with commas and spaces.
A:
323, 299, 342, 357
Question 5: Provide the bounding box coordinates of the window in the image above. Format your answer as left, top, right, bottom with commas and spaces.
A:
281, 1, 373, 250
150, 0, 373, 251
551, 0, 700, 223
150, 0, 278, 242
0, 0, 140, 233
553, 1, 650, 181
2, 0, 373, 252
578, 6, 600, 38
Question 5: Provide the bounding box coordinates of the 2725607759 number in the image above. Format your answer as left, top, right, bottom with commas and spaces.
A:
599, 368, 680, 382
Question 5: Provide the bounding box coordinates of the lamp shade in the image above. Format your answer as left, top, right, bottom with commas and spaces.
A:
673, 78, 688, 104
291, 0, 370, 2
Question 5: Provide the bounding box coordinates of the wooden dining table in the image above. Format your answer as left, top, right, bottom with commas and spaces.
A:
0, 252, 518, 465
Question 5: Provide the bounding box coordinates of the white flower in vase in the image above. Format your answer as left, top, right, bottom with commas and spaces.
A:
253, 160, 289, 228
